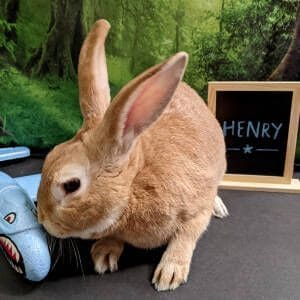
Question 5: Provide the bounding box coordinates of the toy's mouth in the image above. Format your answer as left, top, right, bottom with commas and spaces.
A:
0, 235, 25, 275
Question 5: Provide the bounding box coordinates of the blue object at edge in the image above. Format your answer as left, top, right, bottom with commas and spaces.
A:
0, 147, 31, 162
0, 171, 50, 281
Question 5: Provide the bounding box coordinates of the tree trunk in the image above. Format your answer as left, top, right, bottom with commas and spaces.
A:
27, 0, 85, 80
259, 21, 282, 79
219, 0, 225, 33
0, 0, 19, 43
2, 0, 19, 22
130, 20, 140, 73
173, 0, 184, 53
0, 116, 15, 141
269, 5, 300, 80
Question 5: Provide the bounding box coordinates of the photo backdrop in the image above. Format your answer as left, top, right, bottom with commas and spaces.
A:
0, 0, 299, 159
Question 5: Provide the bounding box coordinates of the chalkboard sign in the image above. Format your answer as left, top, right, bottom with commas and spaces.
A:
216, 90, 292, 176
208, 82, 300, 191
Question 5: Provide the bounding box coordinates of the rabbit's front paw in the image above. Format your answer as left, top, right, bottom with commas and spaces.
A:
213, 195, 229, 219
152, 260, 189, 291
91, 238, 124, 274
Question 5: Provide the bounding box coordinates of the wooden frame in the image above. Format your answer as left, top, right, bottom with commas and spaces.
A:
208, 81, 300, 193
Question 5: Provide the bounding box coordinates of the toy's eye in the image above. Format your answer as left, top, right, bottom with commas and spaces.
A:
4, 213, 16, 224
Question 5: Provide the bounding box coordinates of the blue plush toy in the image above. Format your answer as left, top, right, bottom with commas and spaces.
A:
0, 171, 51, 281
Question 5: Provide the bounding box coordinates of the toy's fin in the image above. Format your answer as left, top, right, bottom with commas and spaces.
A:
15, 174, 41, 203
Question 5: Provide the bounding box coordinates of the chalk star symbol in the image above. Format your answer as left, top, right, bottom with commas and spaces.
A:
243, 144, 253, 154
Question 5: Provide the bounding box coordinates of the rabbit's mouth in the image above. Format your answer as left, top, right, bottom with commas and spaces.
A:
42, 219, 70, 239
0, 235, 25, 275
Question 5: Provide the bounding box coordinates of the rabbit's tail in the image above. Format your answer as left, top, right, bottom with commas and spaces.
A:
213, 195, 229, 219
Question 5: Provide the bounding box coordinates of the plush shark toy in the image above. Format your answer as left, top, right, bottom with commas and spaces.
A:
0, 171, 51, 281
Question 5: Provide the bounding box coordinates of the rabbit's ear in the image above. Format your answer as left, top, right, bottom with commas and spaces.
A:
102, 52, 188, 152
78, 20, 111, 130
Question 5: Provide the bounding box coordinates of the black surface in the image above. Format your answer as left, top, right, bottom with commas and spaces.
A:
0, 158, 44, 177
216, 90, 292, 176
1, 158, 300, 300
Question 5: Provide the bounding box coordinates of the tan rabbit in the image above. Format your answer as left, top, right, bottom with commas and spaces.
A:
37, 19, 228, 291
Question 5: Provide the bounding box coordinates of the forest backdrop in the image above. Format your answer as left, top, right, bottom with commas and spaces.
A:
0, 0, 300, 158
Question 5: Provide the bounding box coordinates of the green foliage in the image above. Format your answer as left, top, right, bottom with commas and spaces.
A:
1, 0, 300, 160
107, 55, 133, 92
86, 0, 217, 83
187, 0, 297, 97
16, 0, 50, 66
0, 65, 82, 147
0, 19, 16, 60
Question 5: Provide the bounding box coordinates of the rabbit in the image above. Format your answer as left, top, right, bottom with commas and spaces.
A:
37, 19, 228, 291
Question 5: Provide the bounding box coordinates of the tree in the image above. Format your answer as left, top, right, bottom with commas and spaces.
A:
186, 0, 297, 96
0, 0, 19, 41
27, 0, 85, 79
269, 4, 300, 80
0, 116, 15, 142
0, 0, 19, 61
120, 0, 157, 74
219, 0, 225, 33
173, 0, 185, 53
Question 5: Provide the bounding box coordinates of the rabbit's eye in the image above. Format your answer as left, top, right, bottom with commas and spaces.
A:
63, 178, 81, 194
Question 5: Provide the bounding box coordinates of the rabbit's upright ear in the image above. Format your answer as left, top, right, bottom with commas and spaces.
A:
78, 20, 111, 130
101, 52, 188, 152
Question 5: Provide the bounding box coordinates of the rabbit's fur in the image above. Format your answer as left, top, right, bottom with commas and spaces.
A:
37, 20, 228, 291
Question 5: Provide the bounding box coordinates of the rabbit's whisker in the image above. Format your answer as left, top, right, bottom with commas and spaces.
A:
69, 238, 79, 269
71, 239, 85, 278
